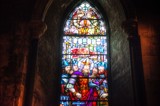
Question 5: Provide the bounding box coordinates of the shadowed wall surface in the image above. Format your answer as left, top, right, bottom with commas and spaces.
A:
0, 0, 160, 106
38, 0, 133, 105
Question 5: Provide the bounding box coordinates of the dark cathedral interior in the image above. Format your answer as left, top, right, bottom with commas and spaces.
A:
0, 0, 160, 106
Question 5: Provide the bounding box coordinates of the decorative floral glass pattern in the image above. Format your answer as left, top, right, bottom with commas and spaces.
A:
69, 2, 101, 19
60, 1, 109, 106
64, 2, 106, 35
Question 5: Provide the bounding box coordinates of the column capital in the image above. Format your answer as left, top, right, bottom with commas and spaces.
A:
29, 20, 47, 39
122, 19, 138, 40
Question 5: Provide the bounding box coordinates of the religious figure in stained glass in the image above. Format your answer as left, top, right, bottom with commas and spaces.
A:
64, 1, 106, 35
60, 1, 109, 106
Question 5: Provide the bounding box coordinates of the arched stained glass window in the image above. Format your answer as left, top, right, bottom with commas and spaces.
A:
60, 1, 109, 106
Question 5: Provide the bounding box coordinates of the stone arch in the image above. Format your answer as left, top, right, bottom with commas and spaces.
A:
24, 0, 145, 106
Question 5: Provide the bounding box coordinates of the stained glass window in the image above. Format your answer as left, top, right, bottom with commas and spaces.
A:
60, 1, 109, 106
64, 1, 106, 35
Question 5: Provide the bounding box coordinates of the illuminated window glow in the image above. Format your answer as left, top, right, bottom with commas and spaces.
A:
64, 2, 106, 35
60, 1, 109, 106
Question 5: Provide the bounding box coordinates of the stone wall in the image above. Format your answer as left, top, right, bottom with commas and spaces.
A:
37, 1, 73, 105
139, 18, 160, 106
37, 0, 134, 106
99, 0, 134, 106
0, 0, 159, 106
0, 23, 29, 106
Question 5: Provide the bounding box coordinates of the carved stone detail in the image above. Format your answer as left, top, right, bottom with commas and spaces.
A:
29, 20, 47, 39
122, 19, 138, 40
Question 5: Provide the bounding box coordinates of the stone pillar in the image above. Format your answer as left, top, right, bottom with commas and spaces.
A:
122, 19, 147, 106
0, 22, 31, 106
23, 20, 47, 106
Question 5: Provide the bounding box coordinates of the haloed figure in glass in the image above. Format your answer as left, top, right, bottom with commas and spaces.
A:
60, 60, 73, 106
60, 1, 109, 106
65, 58, 108, 106
97, 62, 108, 105
88, 63, 99, 106
66, 58, 97, 105
72, 59, 79, 72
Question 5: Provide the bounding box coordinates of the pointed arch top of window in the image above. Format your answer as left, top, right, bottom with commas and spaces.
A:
64, 1, 106, 35
69, 1, 102, 19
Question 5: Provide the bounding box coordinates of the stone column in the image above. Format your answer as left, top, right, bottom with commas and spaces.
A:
23, 20, 47, 106
122, 19, 147, 106
0, 22, 32, 106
